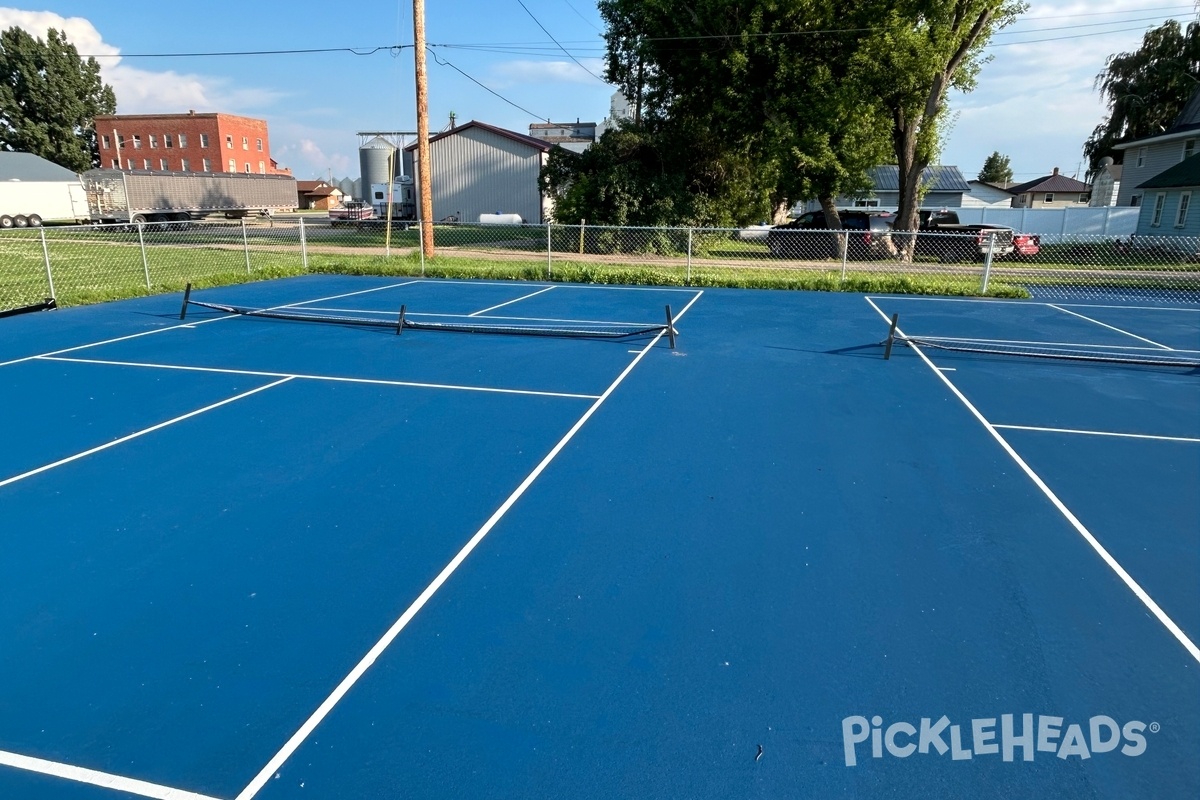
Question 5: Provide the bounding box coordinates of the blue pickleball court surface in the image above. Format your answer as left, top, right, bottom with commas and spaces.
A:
0, 276, 1197, 799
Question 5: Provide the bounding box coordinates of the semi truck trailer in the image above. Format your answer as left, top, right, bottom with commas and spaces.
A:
83, 169, 297, 224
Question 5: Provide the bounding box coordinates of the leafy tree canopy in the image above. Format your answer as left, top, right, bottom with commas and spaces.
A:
0, 26, 116, 172
1083, 19, 1200, 177
978, 151, 1013, 184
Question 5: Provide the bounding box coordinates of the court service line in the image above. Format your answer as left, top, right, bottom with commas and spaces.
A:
469, 286, 556, 316
1047, 304, 1172, 350
0, 280, 424, 370
234, 288, 704, 800
0, 750, 220, 800
416, 278, 700, 293
38, 356, 599, 400
0, 378, 293, 490
993, 424, 1200, 443
864, 297, 1200, 665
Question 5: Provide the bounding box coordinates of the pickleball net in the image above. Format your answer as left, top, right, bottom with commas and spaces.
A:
880, 313, 1200, 368
179, 285, 678, 347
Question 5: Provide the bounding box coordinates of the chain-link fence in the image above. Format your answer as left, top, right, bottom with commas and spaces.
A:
2, 218, 1198, 314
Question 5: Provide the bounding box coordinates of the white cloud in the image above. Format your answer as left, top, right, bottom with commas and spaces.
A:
273, 135, 355, 179
0, 7, 284, 114
490, 58, 608, 87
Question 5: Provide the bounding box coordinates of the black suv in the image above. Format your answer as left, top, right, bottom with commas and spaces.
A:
767, 210, 896, 259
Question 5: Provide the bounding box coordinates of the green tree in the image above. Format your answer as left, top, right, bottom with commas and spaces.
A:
978, 151, 1013, 185
851, 0, 1027, 233
0, 26, 117, 172
1082, 19, 1200, 177
597, 0, 892, 229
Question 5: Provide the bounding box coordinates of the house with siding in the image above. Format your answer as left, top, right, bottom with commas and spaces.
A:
402, 120, 552, 223
1006, 168, 1092, 208
1134, 153, 1199, 238
1112, 86, 1200, 208
1089, 157, 1122, 207
962, 180, 1014, 207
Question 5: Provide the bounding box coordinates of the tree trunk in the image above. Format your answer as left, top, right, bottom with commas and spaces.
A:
817, 195, 845, 260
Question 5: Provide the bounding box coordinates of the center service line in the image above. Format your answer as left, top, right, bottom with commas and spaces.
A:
235, 289, 704, 800
1046, 304, 1173, 350
864, 296, 1200, 665
469, 286, 556, 316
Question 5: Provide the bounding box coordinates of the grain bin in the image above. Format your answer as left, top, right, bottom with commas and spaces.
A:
358, 137, 398, 196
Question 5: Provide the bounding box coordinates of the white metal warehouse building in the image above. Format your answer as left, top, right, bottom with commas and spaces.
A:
402, 120, 552, 224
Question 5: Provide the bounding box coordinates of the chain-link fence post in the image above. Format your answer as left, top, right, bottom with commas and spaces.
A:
136, 221, 150, 289
840, 231, 849, 282
546, 221, 553, 279
418, 222, 426, 276
299, 217, 309, 272
40, 226, 57, 301
981, 232, 995, 293
686, 227, 693, 285
241, 219, 252, 275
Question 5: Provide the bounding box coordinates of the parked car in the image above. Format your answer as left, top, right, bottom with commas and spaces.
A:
902, 209, 1041, 261
767, 210, 897, 259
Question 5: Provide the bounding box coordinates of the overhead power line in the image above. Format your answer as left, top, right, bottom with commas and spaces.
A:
82, 45, 411, 58
427, 49, 550, 122
513, 0, 608, 84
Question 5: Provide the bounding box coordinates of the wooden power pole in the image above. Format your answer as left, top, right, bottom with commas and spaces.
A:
413, 0, 434, 257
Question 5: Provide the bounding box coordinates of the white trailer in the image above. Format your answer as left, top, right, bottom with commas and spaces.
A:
82, 169, 297, 224
0, 179, 89, 227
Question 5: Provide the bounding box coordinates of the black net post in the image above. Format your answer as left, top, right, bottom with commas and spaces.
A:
665, 305, 676, 349
179, 283, 193, 320
883, 313, 899, 360
396, 304, 406, 335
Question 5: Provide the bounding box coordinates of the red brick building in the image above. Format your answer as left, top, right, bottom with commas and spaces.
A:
93, 112, 291, 176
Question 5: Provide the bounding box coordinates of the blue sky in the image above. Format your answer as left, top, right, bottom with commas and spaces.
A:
0, 1, 1195, 186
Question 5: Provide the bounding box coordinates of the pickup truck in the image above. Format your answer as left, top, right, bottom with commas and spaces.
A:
907, 209, 1040, 262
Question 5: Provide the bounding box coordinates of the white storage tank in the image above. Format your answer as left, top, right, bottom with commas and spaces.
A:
479, 212, 524, 225
358, 137, 397, 198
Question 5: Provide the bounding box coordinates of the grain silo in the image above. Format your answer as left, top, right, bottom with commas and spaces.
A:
359, 137, 398, 196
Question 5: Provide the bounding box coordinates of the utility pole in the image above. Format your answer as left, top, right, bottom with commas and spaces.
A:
413, 0, 434, 257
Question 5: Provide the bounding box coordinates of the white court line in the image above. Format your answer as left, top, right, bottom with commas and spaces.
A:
234, 288, 704, 800
1047, 304, 1172, 350
0, 750, 220, 800
469, 286, 556, 316
865, 296, 1200, 665
414, 278, 700, 293
0, 280, 423, 370
993, 424, 1200, 444
38, 356, 599, 400
0, 378, 293, 490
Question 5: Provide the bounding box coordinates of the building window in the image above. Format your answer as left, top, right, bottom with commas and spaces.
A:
181, 158, 190, 171
127, 158, 136, 169
149, 135, 157, 148
244, 162, 251, 173
1185, 139, 1196, 161
242, 137, 249, 150
143, 158, 151, 169
228, 158, 237, 172
1020, 194, 1028, 205
111, 158, 119, 168
1044, 193, 1054, 204
1078, 193, 1089, 203
226, 135, 233, 149
132, 135, 142, 149
1136, 147, 1146, 168
1151, 193, 1166, 226
158, 158, 167, 170
164, 134, 173, 148
117, 134, 125, 149
258, 161, 265, 174
101, 135, 111, 149
1130, 195, 1140, 207
853, 198, 879, 207
179, 133, 188, 148
202, 158, 212, 172
200, 133, 209, 147
1177, 191, 1192, 228
256, 138, 263, 151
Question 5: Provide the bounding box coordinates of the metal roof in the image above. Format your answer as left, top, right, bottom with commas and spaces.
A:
868, 165, 970, 193
0, 151, 79, 182
1138, 153, 1200, 189
403, 120, 553, 153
